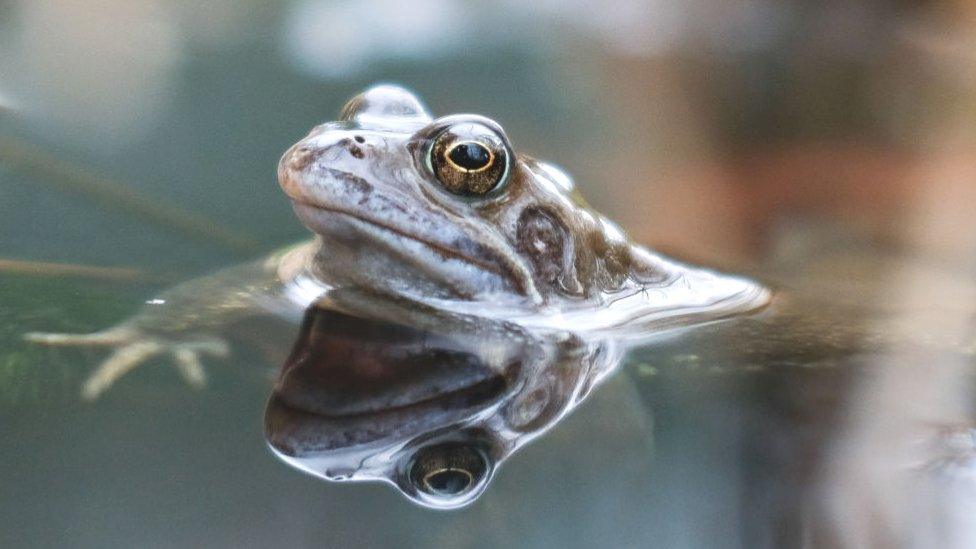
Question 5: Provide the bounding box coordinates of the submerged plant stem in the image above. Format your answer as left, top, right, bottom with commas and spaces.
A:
0, 258, 159, 282
0, 134, 260, 254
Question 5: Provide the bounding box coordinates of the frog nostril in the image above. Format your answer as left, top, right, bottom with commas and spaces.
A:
337, 137, 365, 159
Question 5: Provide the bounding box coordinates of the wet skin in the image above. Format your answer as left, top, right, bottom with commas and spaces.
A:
278, 85, 674, 305
25, 84, 767, 398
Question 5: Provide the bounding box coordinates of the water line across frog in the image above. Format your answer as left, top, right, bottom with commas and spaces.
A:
25, 84, 769, 399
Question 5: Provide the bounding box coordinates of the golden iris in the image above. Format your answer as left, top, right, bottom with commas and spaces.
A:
429, 125, 508, 196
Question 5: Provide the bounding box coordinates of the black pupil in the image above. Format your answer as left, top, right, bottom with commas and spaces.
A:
448, 142, 491, 171
424, 469, 472, 495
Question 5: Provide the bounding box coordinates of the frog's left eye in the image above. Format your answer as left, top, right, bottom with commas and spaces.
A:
428, 123, 510, 196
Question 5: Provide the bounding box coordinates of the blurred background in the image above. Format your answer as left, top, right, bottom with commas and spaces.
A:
1, 1, 976, 548
2, 0, 975, 268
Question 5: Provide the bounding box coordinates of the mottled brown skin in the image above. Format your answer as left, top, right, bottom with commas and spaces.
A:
278, 85, 673, 306
26, 84, 766, 399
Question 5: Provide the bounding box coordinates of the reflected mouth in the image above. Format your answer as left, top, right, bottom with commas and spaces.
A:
266, 305, 517, 456
265, 373, 507, 455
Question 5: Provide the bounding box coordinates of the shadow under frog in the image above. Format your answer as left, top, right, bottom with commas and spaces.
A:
266, 289, 625, 509
24, 85, 769, 506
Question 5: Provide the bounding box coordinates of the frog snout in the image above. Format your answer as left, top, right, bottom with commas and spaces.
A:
282, 144, 316, 173
283, 133, 366, 171
279, 135, 373, 206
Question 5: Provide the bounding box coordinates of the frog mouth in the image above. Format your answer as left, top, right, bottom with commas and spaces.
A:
297, 202, 504, 273
291, 201, 535, 298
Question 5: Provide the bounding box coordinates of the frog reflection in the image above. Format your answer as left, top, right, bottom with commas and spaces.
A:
265, 293, 622, 509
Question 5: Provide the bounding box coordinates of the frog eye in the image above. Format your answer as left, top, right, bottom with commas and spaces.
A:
428, 123, 510, 196
404, 441, 492, 506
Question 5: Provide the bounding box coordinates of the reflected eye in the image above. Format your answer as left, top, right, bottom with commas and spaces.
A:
407, 442, 491, 501
422, 467, 473, 496
429, 123, 510, 196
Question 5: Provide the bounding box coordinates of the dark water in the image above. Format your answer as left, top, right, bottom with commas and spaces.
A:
3, 1, 976, 547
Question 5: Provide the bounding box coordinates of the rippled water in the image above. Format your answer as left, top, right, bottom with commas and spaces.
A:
4, 252, 973, 547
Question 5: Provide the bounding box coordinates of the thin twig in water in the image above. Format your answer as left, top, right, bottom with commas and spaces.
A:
0, 258, 172, 283
0, 134, 261, 254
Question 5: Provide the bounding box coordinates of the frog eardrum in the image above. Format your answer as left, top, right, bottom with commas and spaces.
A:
427, 122, 510, 196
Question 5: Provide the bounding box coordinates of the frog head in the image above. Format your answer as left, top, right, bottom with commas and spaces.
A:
279, 85, 767, 320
